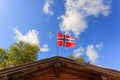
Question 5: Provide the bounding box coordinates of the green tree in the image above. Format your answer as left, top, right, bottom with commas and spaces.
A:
0, 41, 40, 69
8, 41, 40, 66
0, 49, 9, 69
68, 55, 85, 63
68, 55, 74, 59
75, 56, 85, 63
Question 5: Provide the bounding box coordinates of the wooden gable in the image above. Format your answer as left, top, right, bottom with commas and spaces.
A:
0, 56, 120, 80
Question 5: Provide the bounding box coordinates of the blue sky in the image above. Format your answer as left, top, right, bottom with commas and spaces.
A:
0, 0, 120, 70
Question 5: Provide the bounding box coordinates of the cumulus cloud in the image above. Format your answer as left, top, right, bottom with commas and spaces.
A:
73, 47, 85, 58
96, 43, 103, 50
60, 0, 111, 37
48, 32, 54, 39
43, 0, 54, 15
86, 45, 99, 63
13, 28, 39, 45
40, 44, 50, 52
13, 28, 50, 52
73, 43, 103, 63
86, 43, 104, 63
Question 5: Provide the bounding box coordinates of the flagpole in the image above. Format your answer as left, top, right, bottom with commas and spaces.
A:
57, 44, 58, 56
56, 31, 58, 56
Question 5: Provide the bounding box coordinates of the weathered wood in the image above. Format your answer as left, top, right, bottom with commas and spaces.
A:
0, 56, 120, 80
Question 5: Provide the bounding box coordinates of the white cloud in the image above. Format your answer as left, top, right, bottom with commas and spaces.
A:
96, 43, 103, 50
60, 0, 111, 38
72, 43, 103, 63
13, 28, 50, 53
13, 28, 39, 45
48, 32, 54, 39
43, 0, 54, 15
73, 47, 85, 58
40, 44, 50, 52
86, 45, 99, 63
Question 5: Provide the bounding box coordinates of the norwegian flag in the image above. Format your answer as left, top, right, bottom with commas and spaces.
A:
57, 32, 76, 48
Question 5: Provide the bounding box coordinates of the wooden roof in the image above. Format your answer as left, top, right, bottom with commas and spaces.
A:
0, 56, 120, 80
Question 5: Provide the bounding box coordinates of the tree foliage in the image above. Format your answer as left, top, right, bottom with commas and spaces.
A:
0, 41, 40, 69
68, 55, 74, 59
68, 55, 85, 63
75, 57, 85, 63
0, 49, 9, 69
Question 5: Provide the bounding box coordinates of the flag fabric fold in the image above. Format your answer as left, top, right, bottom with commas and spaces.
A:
57, 32, 76, 48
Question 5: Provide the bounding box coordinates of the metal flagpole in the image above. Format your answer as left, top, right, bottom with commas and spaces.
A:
56, 31, 58, 56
